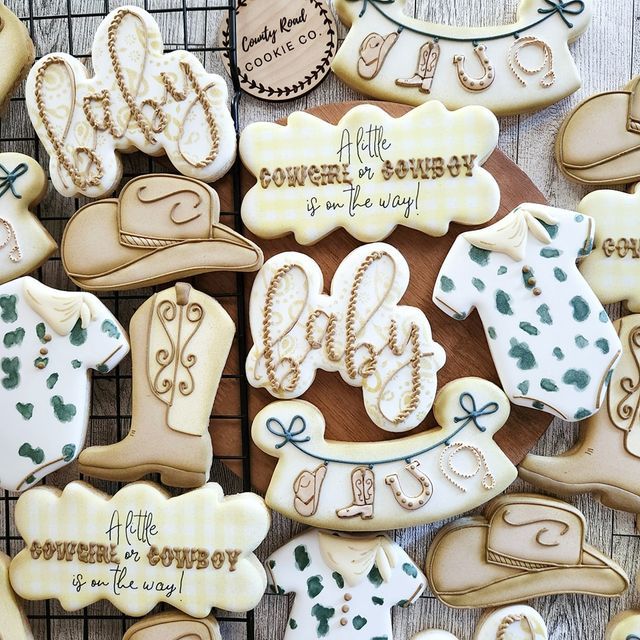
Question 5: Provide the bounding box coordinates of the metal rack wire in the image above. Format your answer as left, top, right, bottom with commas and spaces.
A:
0, 1, 255, 638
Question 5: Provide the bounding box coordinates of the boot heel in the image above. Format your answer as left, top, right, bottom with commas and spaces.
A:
160, 467, 207, 489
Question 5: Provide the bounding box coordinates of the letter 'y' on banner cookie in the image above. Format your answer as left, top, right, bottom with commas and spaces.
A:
9, 481, 270, 618
331, 0, 592, 116
240, 101, 500, 244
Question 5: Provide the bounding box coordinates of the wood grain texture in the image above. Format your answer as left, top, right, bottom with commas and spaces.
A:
0, 0, 636, 639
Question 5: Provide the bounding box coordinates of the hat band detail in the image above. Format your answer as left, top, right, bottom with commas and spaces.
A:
487, 550, 551, 570
120, 233, 181, 248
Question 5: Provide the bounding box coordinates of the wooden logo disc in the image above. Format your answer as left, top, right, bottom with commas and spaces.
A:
220, 0, 337, 101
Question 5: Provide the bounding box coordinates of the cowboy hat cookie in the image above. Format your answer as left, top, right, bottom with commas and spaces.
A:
0, 2, 35, 112
577, 185, 640, 311
520, 315, 640, 513
266, 528, 425, 639
61, 174, 263, 291
0, 277, 128, 493
557, 76, 640, 185
433, 203, 622, 422
25, 5, 236, 199
426, 493, 629, 608
0, 153, 57, 284
0, 552, 33, 640
124, 611, 221, 640
79, 283, 235, 489
252, 377, 517, 532
9, 480, 270, 618
240, 101, 500, 244
247, 243, 446, 433
331, 0, 592, 116
606, 611, 640, 640
412, 604, 548, 640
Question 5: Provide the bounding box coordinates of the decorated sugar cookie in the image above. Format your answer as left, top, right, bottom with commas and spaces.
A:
0, 153, 57, 284
606, 611, 640, 640
266, 528, 425, 639
0, 1, 35, 112
0, 552, 33, 640
520, 315, 640, 514
123, 611, 221, 640
25, 5, 236, 198
433, 203, 622, 422
61, 174, 263, 291
9, 481, 270, 618
246, 243, 446, 433
252, 377, 517, 531
0, 277, 129, 493
426, 493, 629, 608
79, 283, 235, 489
240, 101, 500, 243
331, 0, 592, 116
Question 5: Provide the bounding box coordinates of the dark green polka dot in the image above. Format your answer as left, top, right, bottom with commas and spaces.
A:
562, 369, 591, 390
488, 327, 497, 340
469, 246, 490, 266
294, 545, 310, 571
570, 296, 590, 322
15, 402, 33, 420
539, 221, 559, 239
440, 275, 455, 292
575, 214, 584, 222
532, 401, 545, 410
599, 310, 609, 323
36, 322, 47, 343
402, 563, 418, 578
553, 347, 564, 360
595, 338, 609, 354
331, 572, 344, 588
289, 619, 298, 630
307, 575, 324, 598
536, 304, 552, 325
353, 616, 367, 630
497, 266, 507, 275
311, 604, 334, 637
472, 277, 485, 292
575, 335, 588, 349
496, 290, 513, 316
34, 356, 48, 369
3, 327, 24, 347
540, 378, 558, 392
519, 322, 539, 336
69, 320, 87, 346
101, 320, 121, 339
0, 295, 17, 323
517, 380, 530, 395
2, 357, 20, 389
453, 312, 467, 321
71, 359, 82, 369
372, 596, 384, 605
46, 373, 59, 389
25, 475, 36, 485
508, 338, 537, 370
50, 396, 77, 423
575, 408, 591, 420
554, 268, 567, 282
96, 364, 109, 373
268, 559, 275, 569
540, 248, 561, 258
367, 565, 383, 587
61, 444, 76, 462
18, 442, 44, 464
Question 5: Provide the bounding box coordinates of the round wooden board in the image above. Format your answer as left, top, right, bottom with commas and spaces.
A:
207, 100, 552, 494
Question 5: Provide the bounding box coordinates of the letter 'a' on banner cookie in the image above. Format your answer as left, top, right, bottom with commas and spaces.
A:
0, 552, 33, 640
606, 611, 640, 640
25, 5, 236, 199
331, 0, 592, 116
433, 202, 622, 422
426, 493, 629, 608
9, 481, 271, 618
251, 377, 517, 532
240, 101, 500, 244
246, 243, 446, 433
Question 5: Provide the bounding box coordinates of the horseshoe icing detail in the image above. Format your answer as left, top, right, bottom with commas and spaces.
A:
453, 44, 495, 92
385, 459, 433, 510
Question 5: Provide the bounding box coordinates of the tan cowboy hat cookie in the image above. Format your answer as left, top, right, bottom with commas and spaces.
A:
61, 174, 263, 291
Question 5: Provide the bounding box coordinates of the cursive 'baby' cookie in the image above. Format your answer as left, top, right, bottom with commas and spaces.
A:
0, 276, 129, 493
246, 243, 446, 433
9, 481, 270, 618
0, 551, 33, 640
123, 611, 221, 640
25, 5, 236, 198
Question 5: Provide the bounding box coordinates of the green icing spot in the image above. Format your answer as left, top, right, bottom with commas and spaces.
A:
331, 572, 344, 588
0, 295, 17, 323
16, 402, 33, 420
101, 320, 121, 339
469, 245, 490, 266
536, 304, 552, 325
372, 596, 384, 605
71, 359, 82, 369
367, 565, 383, 587
553, 347, 564, 360
96, 364, 109, 374
3, 328, 24, 347
519, 322, 539, 336
508, 338, 537, 370
562, 369, 591, 390
61, 444, 76, 462
36, 322, 46, 343
268, 559, 275, 569
496, 290, 513, 316
599, 310, 609, 323
34, 356, 48, 369
307, 575, 324, 598
25, 475, 36, 485
453, 312, 467, 321
575, 214, 584, 222
540, 378, 558, 392
497, 266, 507, 275
2, 357, 20, 389
311, 604, 334, 637
440, 275, 455, 292
488, 327, 497, 340
372, 637, 389, 640
540, 248, 561, 258
294, 545, 310, 571
532, 401, 545, 410
539, 221, 559, 238
289, 619, 298, 630
353, 616, 367, 630
595, 338, 610, 354
605, 369, 614, 387
46, 373, 59, 389
396, 599, 409, 608
522, 267, 536, 289
554, 267, 567, 282
18, 443, 44, 465
69, 319, 87, 346
472, 277, 485, 292
270, 583, 285, 595
575, 335, 588, 349
575, 408, 591, 420
570, 296, 590, 322
51, 395, 77, 423
517, 380, 530, 395
402, 563, 418, 578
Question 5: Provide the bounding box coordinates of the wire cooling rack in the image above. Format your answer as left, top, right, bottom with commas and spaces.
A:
0, 1, 255, 638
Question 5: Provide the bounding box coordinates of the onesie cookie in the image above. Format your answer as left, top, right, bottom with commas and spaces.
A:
606, 611, 640, 640
240, 101, 499, 243
0, 276, 129, 493
0, 153, 57, 284
266, 528, 425, 639
433, 203, 622, 422
0, 552, 33, 640
124, 611, 221, 640
331, 0, 592, 116
79, 283, 235, 488
252, 377, 517, 531
25, 5, 236, 198
9, 480, 270, 618
61, 174, 263, 291
247, 243, 446, 433
0, 2, 35, 112
426, 493, 629, 608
